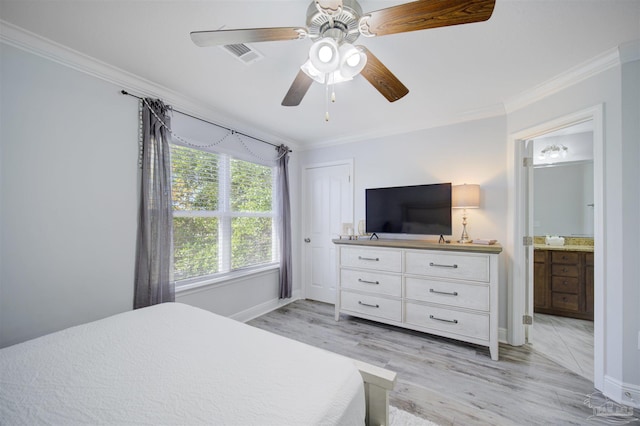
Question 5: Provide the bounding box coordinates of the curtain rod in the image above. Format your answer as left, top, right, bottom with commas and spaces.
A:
120, 90, 291, 152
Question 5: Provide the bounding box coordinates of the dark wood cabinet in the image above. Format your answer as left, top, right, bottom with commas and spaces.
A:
534, 249, 594, 320
533, 250, 548, 310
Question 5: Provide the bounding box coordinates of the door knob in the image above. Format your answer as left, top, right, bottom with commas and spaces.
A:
304, 238, 311, 243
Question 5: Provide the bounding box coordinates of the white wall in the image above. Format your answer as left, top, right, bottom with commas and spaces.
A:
0, 44, 138, 347
298, 115, 510, 330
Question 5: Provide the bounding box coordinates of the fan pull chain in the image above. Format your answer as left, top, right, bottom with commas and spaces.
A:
325, 80, 330, 122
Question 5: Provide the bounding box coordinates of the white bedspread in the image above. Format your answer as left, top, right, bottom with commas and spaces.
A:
0, 303, 365, 425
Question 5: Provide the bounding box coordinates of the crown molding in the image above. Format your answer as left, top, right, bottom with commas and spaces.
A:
504, 39, 639, 114
0, 20, 299, 149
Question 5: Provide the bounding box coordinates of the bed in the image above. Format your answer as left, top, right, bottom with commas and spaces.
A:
0, 302, 395, 425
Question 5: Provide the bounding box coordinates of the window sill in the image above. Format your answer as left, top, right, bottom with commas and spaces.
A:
175, 263, 279, 295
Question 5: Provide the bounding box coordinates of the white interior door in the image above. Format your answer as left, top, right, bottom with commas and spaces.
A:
524, 139, 535, 343
303, 161, 353, 304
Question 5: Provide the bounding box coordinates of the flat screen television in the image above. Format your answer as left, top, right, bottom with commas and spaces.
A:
366, 183, 452, 236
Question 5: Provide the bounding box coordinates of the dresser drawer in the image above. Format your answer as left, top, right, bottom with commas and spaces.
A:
340, 291, 402, 322
552, 292, 579, 312
551, 264, 579, 277
551, 251, 580, 264
405, 302, 489, 340
341, 269, 401, 297
405, 251, 489, 283
340, 247, 402, 272
551, 276, 579, 293
405, 277, 489, 311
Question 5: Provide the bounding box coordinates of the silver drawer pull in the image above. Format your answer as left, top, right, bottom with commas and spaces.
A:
358, 278, 380, 285
429, 315, 458, 324
429, 262, 458, 269
358, 256, 379, 261
358, 301, 380, 308
429, 289, 459, 296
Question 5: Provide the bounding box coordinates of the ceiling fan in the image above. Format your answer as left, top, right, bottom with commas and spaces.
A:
191, 0, 495, 110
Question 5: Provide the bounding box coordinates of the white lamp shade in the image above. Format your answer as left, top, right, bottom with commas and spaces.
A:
309, 38, 340, 74
338, 43, 367, 79
452, 184, 480, 209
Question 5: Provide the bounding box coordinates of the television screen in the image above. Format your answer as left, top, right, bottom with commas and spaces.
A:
366, 183, 452, 235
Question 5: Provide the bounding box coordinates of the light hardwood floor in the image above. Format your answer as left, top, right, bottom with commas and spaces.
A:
248, 300, 632, 426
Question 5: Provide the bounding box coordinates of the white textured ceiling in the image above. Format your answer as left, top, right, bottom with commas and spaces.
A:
1, 0, 639, 149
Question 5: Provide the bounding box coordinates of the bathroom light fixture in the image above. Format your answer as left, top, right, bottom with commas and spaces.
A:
539, 144, 568, 160
452, 184, 480, 243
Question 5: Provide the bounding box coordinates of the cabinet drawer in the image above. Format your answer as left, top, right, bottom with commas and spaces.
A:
534, 250, 547, 263
340, 247, 402, 272
552, 292, 579, 312
551, 264, 579, 277
551, 251, 580, 264
551, 276, 579, 293
405, 277, 489, 311
341, 269, 401, 297
405, 302, 489, 341
405, 251, 489, 283
340, 291, 402, 322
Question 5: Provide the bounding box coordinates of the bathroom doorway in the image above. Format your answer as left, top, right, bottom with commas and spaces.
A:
529, 121, 595, 381
509, 104, 604, 389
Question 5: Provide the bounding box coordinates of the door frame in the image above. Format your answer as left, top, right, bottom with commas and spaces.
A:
507, 104, 604, 389
301, 159, 354, 300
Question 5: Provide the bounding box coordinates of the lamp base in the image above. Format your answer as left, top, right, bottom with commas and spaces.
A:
458, 221, 472, 244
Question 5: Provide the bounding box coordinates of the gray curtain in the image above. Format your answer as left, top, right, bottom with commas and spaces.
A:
134, 98, 174, 309
276, 145, 292, 299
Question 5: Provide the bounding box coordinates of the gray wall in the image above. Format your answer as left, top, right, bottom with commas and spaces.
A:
298, 116, 510, 332
1, 44, 138, 346
0, 43, 302, 347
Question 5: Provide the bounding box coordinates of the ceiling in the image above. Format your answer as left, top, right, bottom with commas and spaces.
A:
1, 0, 639, 149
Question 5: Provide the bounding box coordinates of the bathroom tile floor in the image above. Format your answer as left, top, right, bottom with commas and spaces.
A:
531, 313, 594, 382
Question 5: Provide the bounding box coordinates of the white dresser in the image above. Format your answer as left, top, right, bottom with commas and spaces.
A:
334, 239, 502, 360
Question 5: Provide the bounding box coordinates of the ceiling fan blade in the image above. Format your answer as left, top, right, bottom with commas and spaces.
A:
282, 70, 315, 106
360, 0, 495, 37
190, 27, 307, 47
359, 47, 409, 103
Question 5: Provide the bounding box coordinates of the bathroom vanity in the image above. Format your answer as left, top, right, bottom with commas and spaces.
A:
533, 237, 594, 320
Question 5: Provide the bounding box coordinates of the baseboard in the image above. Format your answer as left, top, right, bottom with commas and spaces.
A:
498, 327, 508, 344
603, 375, 640, 409
231, 290, 302, 323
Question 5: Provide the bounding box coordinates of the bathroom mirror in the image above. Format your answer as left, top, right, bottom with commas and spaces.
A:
532, 121, 594, 238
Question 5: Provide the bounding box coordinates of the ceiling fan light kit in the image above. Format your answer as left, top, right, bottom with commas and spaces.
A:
190, 0, 496, 114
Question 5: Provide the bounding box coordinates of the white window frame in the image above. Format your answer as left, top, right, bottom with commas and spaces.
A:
171, 146, 279, 289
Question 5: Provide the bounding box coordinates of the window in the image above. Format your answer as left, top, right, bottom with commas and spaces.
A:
171, 144, 277, 285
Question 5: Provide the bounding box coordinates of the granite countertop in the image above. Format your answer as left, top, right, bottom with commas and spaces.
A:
533, 244, 594, 252
533, 236, 594, 252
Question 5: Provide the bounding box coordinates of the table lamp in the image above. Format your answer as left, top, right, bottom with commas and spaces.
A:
452, 184, 480, 243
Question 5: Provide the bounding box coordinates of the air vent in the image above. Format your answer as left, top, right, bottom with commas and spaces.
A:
221, 43, 263, 65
